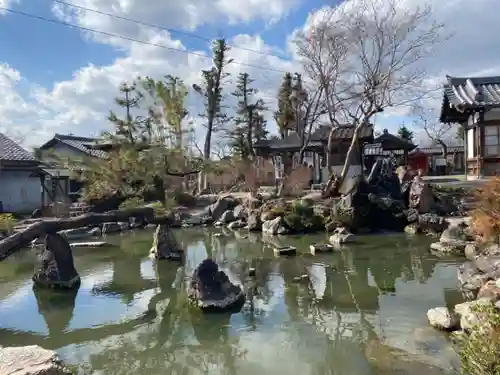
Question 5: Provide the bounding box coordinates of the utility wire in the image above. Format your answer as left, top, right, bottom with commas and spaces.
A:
52, 0, 291, 61
0, 7, 288, 74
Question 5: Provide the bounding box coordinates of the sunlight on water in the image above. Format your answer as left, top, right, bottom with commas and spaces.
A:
0, 228, 462, 374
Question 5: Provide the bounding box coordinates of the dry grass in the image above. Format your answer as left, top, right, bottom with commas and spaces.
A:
471, 177, 500, 241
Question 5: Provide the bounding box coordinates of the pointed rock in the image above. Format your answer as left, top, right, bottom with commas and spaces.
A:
149, 224, 183, 260
32, 233, 80, 289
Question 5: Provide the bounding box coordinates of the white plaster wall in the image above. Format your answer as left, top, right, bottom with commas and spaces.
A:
485, 109, 500, 121
467, 128, 475, 159
0, 171, 41, 213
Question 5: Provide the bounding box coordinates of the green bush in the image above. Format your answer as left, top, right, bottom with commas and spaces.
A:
460, 303, 500, 375
0, 213, 16, 235
119, 197, 145, 210
291, 200, 314, 216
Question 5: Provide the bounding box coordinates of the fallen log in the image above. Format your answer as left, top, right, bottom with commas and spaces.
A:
0, 207, 171, 261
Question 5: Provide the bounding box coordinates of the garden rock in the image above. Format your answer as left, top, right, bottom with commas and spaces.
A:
33, 233, 80, 289
233, 205, 248, 220
208, 197, 237, 222
0, 345, 73, 375
219, 210, 235, 224
457, 261, 489, 300
187, 259, 245, 312
149, 224, 183, 260
227, 220, 245, 230
329, 227, 354, 245
246, 212, 261, 231
262, 216, 285, 235
409, 179, 435, 213
427, 307, 459, 330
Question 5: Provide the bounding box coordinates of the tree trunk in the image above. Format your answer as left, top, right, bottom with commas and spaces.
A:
436, 139, 448, 175
0, 207, 163, 260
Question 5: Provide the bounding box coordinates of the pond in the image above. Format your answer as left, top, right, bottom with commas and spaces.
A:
0, 228, 463, 374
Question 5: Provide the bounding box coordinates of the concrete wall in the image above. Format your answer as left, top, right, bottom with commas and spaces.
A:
0, 170, 41, 213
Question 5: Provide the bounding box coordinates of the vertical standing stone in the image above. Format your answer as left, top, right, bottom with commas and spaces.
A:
149, 224, 183, 260
32, 233, 80, 289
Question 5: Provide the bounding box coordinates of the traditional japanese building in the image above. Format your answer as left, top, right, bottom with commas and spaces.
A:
440, 75, 500, 178
253, 124, 374, 183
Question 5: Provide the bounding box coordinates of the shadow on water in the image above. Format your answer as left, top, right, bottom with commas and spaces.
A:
0, 228, 462, 374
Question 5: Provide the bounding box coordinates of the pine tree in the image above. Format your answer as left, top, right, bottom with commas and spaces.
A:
141, 75, 190, 149
274, 73, 295, 139
193, 38, 233, 189
106, 81, 144, 145
397, 124, 414, 142
231, 72, 266, 158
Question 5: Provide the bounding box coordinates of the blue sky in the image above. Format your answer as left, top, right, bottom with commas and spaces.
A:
0, 0, 493, 147
0, 0, 320, 86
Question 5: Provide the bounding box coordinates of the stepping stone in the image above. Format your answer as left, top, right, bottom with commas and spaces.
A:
273, 246, 296, 256
69, 241, 109, 248
309, 243, 333, 255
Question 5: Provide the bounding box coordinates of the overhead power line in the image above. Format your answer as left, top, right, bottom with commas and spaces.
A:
52, 0, 291, 61
0, 6, 288, 74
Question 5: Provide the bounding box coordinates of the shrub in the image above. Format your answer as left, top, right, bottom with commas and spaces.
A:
291, 200, 314, 216
460, 303, 500, 375
0, 213, 16, 235
471, 177, 500, 241
119, 197, 145, 210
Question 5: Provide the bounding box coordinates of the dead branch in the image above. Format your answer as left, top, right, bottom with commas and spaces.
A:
0, 207, 174, 261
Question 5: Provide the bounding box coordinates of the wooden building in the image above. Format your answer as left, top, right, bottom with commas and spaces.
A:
0, 133, 44, 214
363, 129, 416, 170
440, 76, 500, 178
253, 124, 374, 183
38, 134, 108, 202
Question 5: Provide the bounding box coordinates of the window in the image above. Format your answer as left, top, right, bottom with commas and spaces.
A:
485, 126, 500, 156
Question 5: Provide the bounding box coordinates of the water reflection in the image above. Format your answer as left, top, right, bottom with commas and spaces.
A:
0, 229, 460, 374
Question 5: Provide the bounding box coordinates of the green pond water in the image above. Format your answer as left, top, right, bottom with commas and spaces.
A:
0, 229, 464, 374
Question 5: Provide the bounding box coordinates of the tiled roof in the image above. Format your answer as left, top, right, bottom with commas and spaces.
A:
444, 76, 500, 107
0, 133, 39, 162
441, 76, 500, 122
310, 124, 374, 141
373, 129, 416, 151
48, 134, 107, 158
414, 146, 464, 155
364, 144, 405, 156
364, 144, 464, 156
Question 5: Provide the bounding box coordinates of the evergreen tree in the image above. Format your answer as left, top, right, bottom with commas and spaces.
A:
231, 72, 266, 158
193, 38, 232, 189
397, 124, 414, 142
106, 81, 145, 145
274, 73, 295, 139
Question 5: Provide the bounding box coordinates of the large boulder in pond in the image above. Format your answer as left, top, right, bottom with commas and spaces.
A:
332, 160, 408, 233
150, 224, 183, 260
188, 259, 245, 312
0, 345, 73, 375
32, 233, 80, 289
207, 197, 238, 222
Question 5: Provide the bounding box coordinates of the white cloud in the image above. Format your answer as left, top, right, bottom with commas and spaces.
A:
1, 0, 500, 148
0, 0, 20, 14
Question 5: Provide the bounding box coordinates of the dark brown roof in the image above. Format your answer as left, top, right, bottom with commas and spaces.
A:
0, 133, 39, 163
440, 76, 500, 123
373, 129, 416, 151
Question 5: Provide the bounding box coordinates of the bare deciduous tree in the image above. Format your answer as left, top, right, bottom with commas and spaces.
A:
414, 109, 453, 172
294, 0, 446, 196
